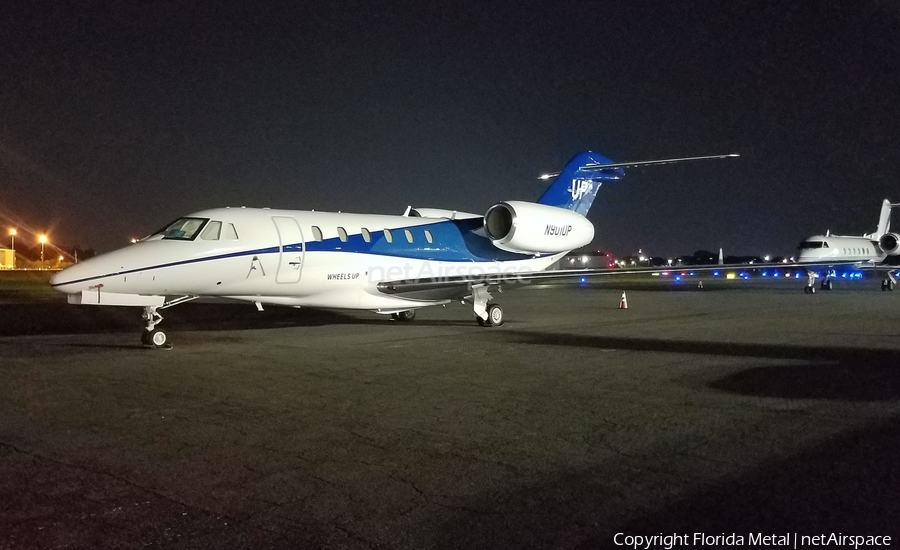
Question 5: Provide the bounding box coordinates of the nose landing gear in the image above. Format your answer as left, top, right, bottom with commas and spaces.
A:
804, 271, 817, 294
141, 306, 171, 349
138, 296, 197, 349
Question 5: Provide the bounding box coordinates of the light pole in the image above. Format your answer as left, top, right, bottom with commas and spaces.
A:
39, 234, 47, 270
8, 229, 15, 269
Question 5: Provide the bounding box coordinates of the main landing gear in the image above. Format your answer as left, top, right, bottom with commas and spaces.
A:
820, 270, 835, 291
391, 310, 417, 322
882, 272, 897, 291
470, 284, 504, 327
139, 296, 198, 349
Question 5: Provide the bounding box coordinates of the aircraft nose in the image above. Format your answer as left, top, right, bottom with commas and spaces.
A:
49, 262, 93, 293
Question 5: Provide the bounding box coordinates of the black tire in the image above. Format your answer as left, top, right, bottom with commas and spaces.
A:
475, 315, 486, 327
398, 310, 416, 322
148, 329, 167, 348
141, 329, 152, 346
487, 304, 504, 327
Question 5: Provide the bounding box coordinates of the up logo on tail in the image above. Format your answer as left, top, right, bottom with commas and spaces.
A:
567, 179, 594, 201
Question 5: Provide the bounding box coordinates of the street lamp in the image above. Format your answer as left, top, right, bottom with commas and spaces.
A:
38, 234, 47, 270
8, 229, 15, 269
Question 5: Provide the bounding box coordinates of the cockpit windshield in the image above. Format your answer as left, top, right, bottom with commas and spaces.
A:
156, 217, 210, 241
798, 241, 828, 249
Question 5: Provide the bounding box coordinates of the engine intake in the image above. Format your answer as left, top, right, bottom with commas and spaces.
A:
483, 201, 594, 254
880, 233, 900, 255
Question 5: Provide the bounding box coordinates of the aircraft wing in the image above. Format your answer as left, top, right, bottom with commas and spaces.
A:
375, 261, 860, 302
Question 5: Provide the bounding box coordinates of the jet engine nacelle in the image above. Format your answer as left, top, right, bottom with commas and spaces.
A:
409, 208, 481, 220
483, 201, 594, 254
879, 233, 900, 255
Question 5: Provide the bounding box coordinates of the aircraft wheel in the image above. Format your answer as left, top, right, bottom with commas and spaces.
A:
392, 310, 416, 322
889, 281, 896, 291
821, 280, 833, 290
804, 285, 814, 294
487, 304, 504, 327
143, 329, 169, 348
882, 280, 887, 291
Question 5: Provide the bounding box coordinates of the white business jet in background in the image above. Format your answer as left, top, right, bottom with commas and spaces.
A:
51, 151, 740, 348
797, 199, 900, 291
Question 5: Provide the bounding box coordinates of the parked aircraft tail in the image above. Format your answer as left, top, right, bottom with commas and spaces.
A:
537, 151, 623, 216
869, 199, 893, 239
536, 151, 739, 217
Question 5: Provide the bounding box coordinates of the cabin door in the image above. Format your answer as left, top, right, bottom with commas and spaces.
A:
272, 216, 304, 283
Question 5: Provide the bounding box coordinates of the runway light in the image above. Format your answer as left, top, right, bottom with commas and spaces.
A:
38, 234, 48, 270
675, 275, 682, 281
713, 271, 720, 277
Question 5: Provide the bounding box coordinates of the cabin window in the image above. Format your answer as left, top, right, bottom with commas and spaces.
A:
311, 226, 324, 242
224, 223, 239, 240
159, 217, 209, 241
200, 221, 222, 240
404, 229, 414, 243
424, 229, 434, 243
337, 227, 349, 242
383, 228, 394, 243
361, 228, 371, 243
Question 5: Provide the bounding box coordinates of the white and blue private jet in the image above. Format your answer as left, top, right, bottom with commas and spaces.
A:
51, 152, 738, 348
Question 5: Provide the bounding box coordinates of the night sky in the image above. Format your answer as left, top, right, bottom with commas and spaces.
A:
2, 1, 899, 258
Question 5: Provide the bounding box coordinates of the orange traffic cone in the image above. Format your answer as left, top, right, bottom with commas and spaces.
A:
618, 291, 628, 309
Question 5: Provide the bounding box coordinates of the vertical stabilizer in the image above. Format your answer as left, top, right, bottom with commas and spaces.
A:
868, 199, 892, 239
537, 152, 624, 216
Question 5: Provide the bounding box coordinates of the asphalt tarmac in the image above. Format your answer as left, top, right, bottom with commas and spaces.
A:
2, 280, 899, 549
